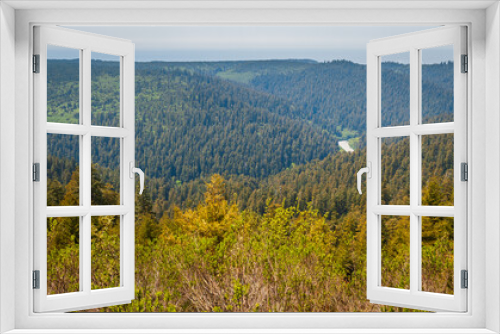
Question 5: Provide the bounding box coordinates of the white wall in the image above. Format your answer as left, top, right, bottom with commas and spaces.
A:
0, 2, 16, 333
486, 2, 500, 332
4, 4, 494, 332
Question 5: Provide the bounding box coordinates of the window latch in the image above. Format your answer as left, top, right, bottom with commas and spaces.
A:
129, 162, 145, 195
357, 162, 372, 195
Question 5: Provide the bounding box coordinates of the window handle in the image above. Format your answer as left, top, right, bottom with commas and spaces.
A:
357, 162, 371, 195
129, 162, 145, 195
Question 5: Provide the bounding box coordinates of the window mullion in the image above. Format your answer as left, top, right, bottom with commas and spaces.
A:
77, 48, 84, 292
409, 47, 421, 294
373, 123, 454, 138
82, 47, 92, 294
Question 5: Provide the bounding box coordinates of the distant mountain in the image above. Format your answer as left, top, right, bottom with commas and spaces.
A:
249, 60, 367, 138
134, 67, 338, 181
48, 60, 339, 184
47, 59, 454, 209
159, 59, 453, 141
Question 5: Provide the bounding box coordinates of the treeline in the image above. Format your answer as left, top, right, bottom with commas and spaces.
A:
48, 132, 452, 221
150, 133, 453, 220
47, 123, 454, 222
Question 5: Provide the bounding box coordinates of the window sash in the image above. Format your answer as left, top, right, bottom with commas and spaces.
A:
33, 25, 136, 313
366, 26, 468, 312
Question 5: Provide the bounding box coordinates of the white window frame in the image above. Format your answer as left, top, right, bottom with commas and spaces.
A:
1, 2, 499, 333
365, 26, 467, 312
33, 25, 136, 312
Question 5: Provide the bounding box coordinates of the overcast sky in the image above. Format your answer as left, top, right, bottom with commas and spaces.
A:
53, 26, 453, 64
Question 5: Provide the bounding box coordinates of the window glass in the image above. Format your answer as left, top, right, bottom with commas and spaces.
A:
91, 215, 121, 290
92, 53, 120, 127
91, 137, 121, 206
381, 137, 410, 205
421, 216, 454, 294
47, 45, 80, 124
381, 215, 410, 290
47, 133, 80, 206
421, 134, 454, 206
47, 217, 80, 295
421, 45, 454, 124
381, 52, 410, 127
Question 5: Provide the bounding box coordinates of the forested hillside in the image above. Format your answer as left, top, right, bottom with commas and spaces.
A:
47, 140, 453, 312
161, 59, 453, 136
49, 60, 339, 182
135, 67, 338, 181
48, 58, 454, 210
45, 58, 455, 312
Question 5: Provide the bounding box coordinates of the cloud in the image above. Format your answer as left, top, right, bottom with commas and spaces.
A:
61, 25, 449, 63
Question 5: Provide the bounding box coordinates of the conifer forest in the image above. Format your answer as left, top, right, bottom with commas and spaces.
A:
46, 58, 455, 312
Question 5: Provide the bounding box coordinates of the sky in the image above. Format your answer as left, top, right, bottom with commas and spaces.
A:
51, 26, 453, 64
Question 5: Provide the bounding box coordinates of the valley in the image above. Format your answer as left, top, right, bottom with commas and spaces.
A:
45, 58, 455, 312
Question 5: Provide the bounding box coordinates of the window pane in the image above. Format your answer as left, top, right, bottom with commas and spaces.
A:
381, 52, 410, 127
381, 137, 410, 205
47, 45, 80, 124
421, 45, 454, 124
47, 217, 80, 295
91, 53, 120, 127
47, 133, 79, 206
91, 215, 120, 290
381, 215, 410, 290
421, 216, 454, 294
91, 137, 120, 205
421, 134, 454, 206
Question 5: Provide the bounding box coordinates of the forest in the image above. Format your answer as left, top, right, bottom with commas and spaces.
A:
46, 58, 454, 312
